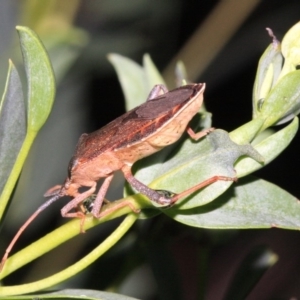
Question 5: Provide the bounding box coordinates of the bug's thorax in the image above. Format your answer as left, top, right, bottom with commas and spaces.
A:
63, 152, 127, 199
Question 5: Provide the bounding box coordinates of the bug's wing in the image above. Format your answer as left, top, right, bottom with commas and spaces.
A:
74, 84, 202, 162
73, 113, 154, 162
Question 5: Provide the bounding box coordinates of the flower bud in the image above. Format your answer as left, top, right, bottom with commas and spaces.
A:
253, 24, 300, 130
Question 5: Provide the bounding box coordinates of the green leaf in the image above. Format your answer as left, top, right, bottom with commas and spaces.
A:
252, 34, 282, 117
144, 130, 263, 210
143, 53, 166, 90
133, 117, 262, 192
1, 289, 139, 299
109, 54, 168, 112
280, 21, 300, 78
0, 26, 56, 221
108, 53, 147, 110
258, 71, 300, 130
131, 113, 212, 192
175, 61, 188, 86
0, 61, 26, 195
17, 26, 56, 132
167, 176, 300, 229
131, 118, 296, 216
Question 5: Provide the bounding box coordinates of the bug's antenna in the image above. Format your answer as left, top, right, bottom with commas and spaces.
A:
0, 192, 63, 272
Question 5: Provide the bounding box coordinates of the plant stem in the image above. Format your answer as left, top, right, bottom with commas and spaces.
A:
0, 213, 138, 296
0, 195, 146, 278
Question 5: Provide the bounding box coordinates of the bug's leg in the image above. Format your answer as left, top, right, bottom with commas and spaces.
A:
94, 200, 140, 219
122, 165, 172, 206
61, 184, 96, 232
61, 184, 96, 218
76, 201, 94, 233
77, 211, 87, 233
122, 165, 237, 206
187, 127, 215, 141
91, 174, 140, 218
168, 175, 237, 205
90, 174, 113, 218
147, 84, 168, 101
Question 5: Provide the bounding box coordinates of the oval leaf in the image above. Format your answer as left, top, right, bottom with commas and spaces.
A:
167, 176, 300, 229
16, 26, 56, 132
143, 53, 166, 90
146, 130, 263, 210
0, 61, 26, 194
108, 53, 147, 110
259, 70, 300, 130
252, 33, 282, 117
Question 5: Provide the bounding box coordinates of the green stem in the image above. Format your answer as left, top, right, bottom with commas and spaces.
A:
0, 131, 37, 220
0, 195, 146, 278
0, 213, 138, 296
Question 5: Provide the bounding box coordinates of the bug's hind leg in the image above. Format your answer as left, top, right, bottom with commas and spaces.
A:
122, 164, 236, 206
122, 165, 173, 206
168, 175, 237, 205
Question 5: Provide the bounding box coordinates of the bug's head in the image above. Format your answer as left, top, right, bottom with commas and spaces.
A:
44, 176, 81, 200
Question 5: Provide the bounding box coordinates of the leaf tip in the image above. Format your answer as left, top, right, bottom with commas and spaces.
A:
15, 25, 28, 33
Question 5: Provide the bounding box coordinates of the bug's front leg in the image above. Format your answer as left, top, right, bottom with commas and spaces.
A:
61, 184, 96, 218
61, 183, 96, 232
61, 176, 114, 232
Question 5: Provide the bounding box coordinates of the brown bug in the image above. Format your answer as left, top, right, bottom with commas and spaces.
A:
0, 83, 235, 271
